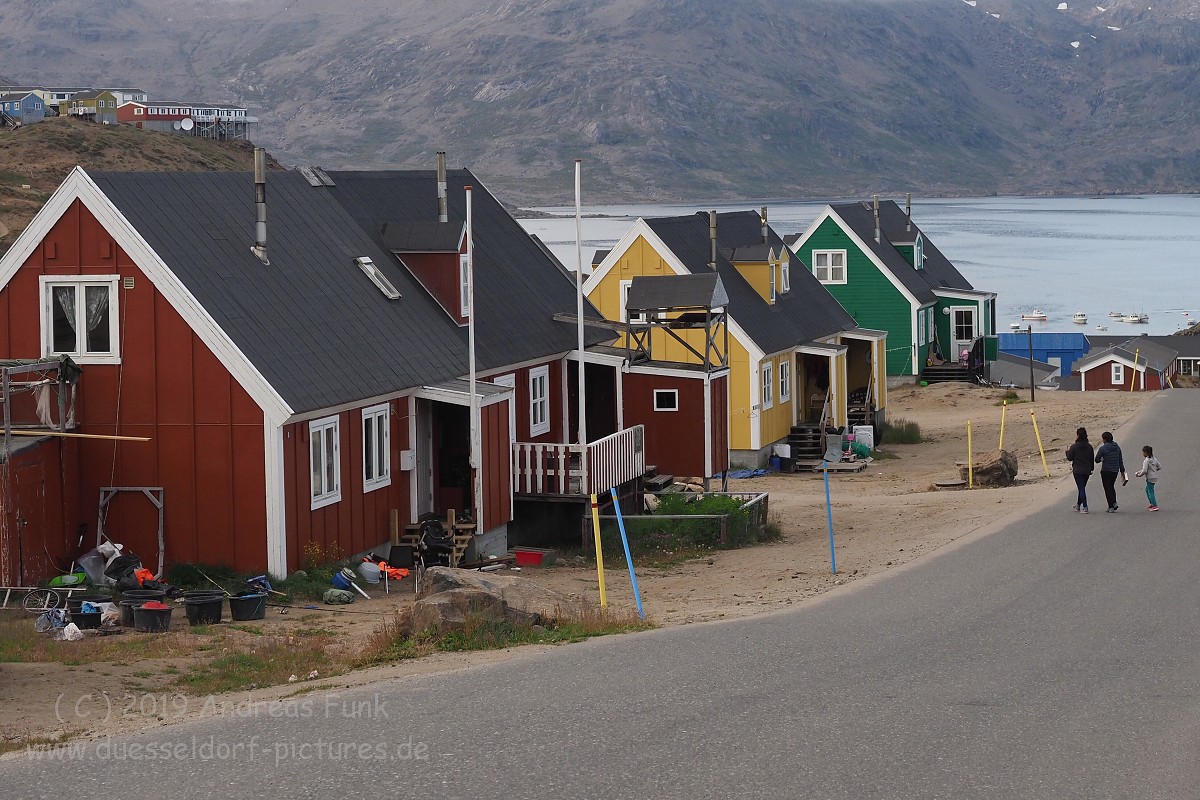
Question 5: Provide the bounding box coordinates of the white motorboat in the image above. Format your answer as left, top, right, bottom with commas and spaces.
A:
1072, 311, 1087, 324
1009, 322, 1023, 330
1020, 310, 1048, 321
1108, 311, 1123, 318
1122, 313, 1149, 323
1095, 324, 1107, 331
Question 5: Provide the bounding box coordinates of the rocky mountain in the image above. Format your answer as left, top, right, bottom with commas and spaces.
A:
2, 0, 1199, 204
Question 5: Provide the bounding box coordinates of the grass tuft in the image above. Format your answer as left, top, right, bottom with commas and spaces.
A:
881, 417, 923, 444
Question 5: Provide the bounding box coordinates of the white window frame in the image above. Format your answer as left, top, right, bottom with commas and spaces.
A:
459, 254, 470, 317
761, 361, 774, 410
918, 309, 926, 346
812, 250, 847, 284
1111, 363, 1124, 386
529, 365, 550, 437
310, 416, 342, 510
915, 235, 925, 270
40, 276, 121, 364
361, 403, 391, 493
769, 264, 777, 304
781, 261, 791, 293
653, 389, 679, 412
619, 279, 648, 324
779, 359, 791, 403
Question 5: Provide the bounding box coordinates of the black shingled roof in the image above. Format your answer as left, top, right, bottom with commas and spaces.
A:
91, 169, 606, 415
829, 202, 940, 304
644, 211, 857, 355
876, 200, 973, 291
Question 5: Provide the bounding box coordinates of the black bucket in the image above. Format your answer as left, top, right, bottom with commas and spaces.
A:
185, 596, 224, 626
121, 588, 167, 604
72, 610, 102, 630
67, 593, 110, 615
227, 593, 266, 621
119, 600, 143, 628
133, 605, 172, 633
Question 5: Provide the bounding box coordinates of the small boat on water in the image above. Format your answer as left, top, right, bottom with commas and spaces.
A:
1122, 313, 1149, 324
1108, 311, 1123, 318
1095, 324, 1108, 331
1020, 310, 1048, 321
1009, 322, 1023, 330
1072, 311, 1087, 324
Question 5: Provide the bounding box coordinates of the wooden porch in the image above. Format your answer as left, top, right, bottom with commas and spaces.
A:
512, 425, 645, 498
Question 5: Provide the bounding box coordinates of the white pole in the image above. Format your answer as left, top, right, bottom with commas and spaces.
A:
575, 159, 588, 495
466, 186, 484, 529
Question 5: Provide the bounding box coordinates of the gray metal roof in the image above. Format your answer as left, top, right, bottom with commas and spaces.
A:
380, 221, 464, 252
627, 273, 728, 312
1088, 333, 1200, 358
1075, 336, 1178, 372
91, 171, 472, 415
644, 211, 857, 355
877, 201, 974, 291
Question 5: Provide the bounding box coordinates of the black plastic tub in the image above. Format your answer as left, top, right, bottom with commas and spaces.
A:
227, 593, 266, 621
67, 594, 111, 615
119, 600, 143, 628
184, 596, 224, 626
133, 605, 172, 633
72, 610, 102, 630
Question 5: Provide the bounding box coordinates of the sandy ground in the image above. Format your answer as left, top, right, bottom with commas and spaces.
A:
0, 383, 1155, 752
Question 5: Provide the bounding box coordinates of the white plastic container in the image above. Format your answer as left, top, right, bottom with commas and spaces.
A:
853, 425, 875, 451
357, 561, 381, 584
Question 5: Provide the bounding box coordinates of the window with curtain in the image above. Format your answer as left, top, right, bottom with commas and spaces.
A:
41, 277, 119, 362
362, 404, 391, 492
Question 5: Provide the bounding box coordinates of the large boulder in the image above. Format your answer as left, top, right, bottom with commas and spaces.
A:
411, 567, 583, 633
960, 448, 1018, 487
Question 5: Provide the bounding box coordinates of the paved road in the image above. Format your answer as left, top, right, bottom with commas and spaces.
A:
5, 391, 1198, 799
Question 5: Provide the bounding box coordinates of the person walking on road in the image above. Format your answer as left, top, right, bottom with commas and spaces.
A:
1094, 431, 1126, 513
1135, 445, 1162, 512
1066, 427, 1095, 513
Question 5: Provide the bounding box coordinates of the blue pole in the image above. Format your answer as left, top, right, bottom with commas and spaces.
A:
610, 487, 645, 619
823, 461, 837, 574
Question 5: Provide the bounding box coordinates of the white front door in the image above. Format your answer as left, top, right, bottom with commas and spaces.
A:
952, 307, 977, 358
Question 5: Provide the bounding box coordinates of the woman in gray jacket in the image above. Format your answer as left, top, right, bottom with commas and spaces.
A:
1094, 431, 1126, 513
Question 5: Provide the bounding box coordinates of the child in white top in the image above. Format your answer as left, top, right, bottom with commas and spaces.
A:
1134, 445, 1162, 511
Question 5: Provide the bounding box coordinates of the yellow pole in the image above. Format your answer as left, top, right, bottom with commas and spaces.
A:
967, 420, 973, 489
5, 430, 151, 442
589, 493, 607, 608
998, 400, 1007, 451
1129, 348, 1139, 392
1031, 411, 1050, 477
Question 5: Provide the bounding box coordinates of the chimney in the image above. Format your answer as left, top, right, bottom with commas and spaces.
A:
436, 151, 448, 223
906, 192, 912, 233
709, 210, 718, 271
873, 194, 880, 244
251, 147, 269, 265
760, 206, 768, 244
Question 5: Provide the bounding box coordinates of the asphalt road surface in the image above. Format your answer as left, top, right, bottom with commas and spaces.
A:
4, 391, 1197, 799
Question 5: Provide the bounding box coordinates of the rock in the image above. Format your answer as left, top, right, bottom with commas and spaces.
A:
960, 448, 1018, 487
643, 493, 660, 512
411, 567, 584, 633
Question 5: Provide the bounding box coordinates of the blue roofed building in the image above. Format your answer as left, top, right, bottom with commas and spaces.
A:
997, 332, 1089, 378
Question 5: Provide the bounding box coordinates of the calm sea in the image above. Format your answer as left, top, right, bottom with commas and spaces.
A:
519, 195, 1200, 337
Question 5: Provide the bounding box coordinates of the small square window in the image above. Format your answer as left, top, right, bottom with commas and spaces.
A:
40, 277, 120, 363
813, 250, 847, 284
1111, 363, 1124, 386
653, 389, 679, 412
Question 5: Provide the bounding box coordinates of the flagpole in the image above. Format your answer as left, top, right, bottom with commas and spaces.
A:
466, 185, 483, 528
575, 159, 588, 496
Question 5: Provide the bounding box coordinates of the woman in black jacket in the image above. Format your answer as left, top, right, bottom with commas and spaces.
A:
1066, 427, 1095, 513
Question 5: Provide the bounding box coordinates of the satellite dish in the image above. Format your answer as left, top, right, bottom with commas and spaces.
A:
180, 117, 194, 131
172, 120, 181, 130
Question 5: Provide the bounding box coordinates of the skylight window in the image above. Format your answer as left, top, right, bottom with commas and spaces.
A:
355, 257, 401, 300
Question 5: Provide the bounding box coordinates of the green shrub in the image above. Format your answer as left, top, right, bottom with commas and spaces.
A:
881, 417, 923, 444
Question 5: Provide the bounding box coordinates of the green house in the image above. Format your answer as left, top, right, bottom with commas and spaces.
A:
789, 199, 996, 379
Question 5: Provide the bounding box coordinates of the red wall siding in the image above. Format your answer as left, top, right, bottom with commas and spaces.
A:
1083, 362, 1163, 392
282, 398, 411, 572
0, 201, 268, 573
401, 252, 465, 324
488, 359, 563, 443
0, 439, 75, 585
480, 400, 512, 531
710, 375, 729, 476
622, 372, 708, 480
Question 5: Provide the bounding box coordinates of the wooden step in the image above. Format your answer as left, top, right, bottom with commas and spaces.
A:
644, 473, 674, 491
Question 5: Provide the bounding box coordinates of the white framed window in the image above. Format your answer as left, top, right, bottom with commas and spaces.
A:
769, 263, 777, 304
915, 235, 925, 270
310, 416, 341, 510
1111, 363, 1124, 385
761, 361, 774, 410
134, 107, 143, 115
781, 261, 791, 293
653, 389, 679, 412
40, 276, 120, 363
361, 404, 391, 492
529, 365, 550, 437
619, 279, 647, 324
459, 254, 470, 316
779, 359, 791, 403
813, 250, 847, 284
928, 311, 934, 343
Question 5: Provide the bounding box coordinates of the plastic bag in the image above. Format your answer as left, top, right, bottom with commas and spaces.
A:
56, 622, 84, 641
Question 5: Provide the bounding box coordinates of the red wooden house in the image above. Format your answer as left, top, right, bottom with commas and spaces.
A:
0, 160, 710, 583
1075, 337, 1177, 392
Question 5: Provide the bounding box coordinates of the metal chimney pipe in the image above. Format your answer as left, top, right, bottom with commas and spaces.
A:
906, 192, 912, 232
436, 151, 448, 223
873, 194, 880, 244
760, 206, 768, 244
709, 210, 718, 270
251, 147, 269, 265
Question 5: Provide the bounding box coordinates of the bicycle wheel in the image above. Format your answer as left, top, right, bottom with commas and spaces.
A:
23, 588, 61, 614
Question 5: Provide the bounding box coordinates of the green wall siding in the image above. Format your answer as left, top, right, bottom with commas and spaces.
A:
797, 218, 915, 376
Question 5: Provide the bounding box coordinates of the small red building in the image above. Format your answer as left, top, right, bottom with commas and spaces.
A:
1075, 337, 1177, 392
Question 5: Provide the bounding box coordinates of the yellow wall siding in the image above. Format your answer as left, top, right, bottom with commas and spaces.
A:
736, 262, 777, 305
758, 352, 794, 447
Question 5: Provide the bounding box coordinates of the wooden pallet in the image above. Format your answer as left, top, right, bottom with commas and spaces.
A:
792, 458, 872, 473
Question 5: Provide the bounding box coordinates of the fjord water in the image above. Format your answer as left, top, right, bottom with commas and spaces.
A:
521, 195, 1200, 336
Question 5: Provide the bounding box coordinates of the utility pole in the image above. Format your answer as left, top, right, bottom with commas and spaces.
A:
1027, 325, 1036, 403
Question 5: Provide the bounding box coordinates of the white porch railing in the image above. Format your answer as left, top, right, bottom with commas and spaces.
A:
513, 425, 644, 497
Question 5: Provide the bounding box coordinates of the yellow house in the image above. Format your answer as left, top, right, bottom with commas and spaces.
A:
585, 210, 888, 465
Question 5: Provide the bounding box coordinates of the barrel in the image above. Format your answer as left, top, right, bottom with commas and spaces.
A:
133, 605, 173, 633
227, 592, 266, 621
